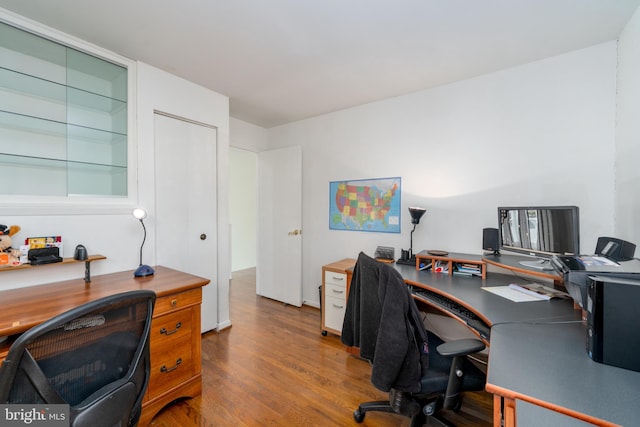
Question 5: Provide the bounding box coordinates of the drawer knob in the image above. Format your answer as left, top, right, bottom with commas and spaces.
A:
160, 358, 182, 373
160, 322, 182, 335
171, 299, 178, 307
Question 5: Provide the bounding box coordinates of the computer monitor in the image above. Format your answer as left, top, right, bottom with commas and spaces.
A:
498, 206, 580, 269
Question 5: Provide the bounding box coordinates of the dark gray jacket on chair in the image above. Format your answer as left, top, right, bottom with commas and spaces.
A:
341, 252, 429, 393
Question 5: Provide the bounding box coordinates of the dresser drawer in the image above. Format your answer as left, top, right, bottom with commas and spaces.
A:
325, 295, 347, 332
151, 310, 191, 343
324, 271, 347, 287
154, 288, 202, 316
325, 283, 347, 301
149, 310, 194, 397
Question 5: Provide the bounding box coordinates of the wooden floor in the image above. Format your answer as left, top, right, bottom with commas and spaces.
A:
150, 268, 493, 426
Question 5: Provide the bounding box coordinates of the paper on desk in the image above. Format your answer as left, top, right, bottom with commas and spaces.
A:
482, 286, 545, 302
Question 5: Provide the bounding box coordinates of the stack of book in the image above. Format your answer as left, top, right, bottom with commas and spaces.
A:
453, 263, 482, 277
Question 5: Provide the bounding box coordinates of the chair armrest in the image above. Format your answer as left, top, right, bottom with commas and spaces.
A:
436, 338, 486, 411
436, 338, 485, 358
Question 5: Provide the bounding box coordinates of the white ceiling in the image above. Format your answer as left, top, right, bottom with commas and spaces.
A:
1, 1, 639, 128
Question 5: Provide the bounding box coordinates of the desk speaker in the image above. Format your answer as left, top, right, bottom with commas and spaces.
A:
482, 228, 499, 254
595, 237, 635, 261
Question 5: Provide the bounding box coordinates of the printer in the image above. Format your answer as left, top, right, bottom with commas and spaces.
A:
551, 255, 640, 309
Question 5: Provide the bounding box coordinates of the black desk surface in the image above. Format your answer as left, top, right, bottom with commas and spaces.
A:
394, 263, 580, 326
393, 260, 638, 426
487, 322, 640, 426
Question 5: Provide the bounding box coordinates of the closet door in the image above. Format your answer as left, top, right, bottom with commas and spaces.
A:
154, 112, 218, 332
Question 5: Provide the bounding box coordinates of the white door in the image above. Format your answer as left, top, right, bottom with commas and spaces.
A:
257, 146, 302, 306
154, 112, 218, 332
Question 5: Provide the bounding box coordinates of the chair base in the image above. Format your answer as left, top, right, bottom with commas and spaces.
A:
353, 398, 456, 427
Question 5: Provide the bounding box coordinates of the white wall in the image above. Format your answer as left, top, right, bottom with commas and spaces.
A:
230, 117, 269, 152
615, 7, 640, 246
136, 62, 231, 330
0, 11, 232, 332
268, 42, 618, 306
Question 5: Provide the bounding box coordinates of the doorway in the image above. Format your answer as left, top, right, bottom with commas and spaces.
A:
229, 147, 258, 272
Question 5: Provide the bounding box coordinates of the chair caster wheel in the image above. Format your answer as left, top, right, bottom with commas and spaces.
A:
424, 402, 437, 416
321, 330, 327, 336
353, 408, 365, 423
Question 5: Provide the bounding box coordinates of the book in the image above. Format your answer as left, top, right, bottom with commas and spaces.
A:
508, 283, 570, 301
453, 263, 482, 277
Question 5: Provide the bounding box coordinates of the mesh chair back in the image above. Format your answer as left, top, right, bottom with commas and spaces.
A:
0, 290, 156, 427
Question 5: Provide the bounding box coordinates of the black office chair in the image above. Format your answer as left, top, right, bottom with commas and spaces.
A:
0, 290, 156, 427
342, 252, 486, 427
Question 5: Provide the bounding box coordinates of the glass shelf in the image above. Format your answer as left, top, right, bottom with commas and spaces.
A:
0, 153, 128, 170
0, 154, 127, 197
1, 67, 127, 133
0, 111, 127, 167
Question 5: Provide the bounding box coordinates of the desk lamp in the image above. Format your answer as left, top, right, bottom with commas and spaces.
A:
132, 208, 155, 277
397, 207, 427, 266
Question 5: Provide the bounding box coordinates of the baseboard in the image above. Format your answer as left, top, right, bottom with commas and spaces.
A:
216, 319, 232, 331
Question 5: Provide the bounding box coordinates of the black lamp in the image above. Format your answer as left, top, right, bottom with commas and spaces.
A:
397, 206, 427, 265
132, 208, 155, 277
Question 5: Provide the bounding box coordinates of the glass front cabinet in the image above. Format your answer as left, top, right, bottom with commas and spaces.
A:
0, 20, 132, 200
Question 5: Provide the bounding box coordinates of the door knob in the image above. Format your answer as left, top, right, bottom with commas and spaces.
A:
288, 229, 301, 236
200, 234, 207, 240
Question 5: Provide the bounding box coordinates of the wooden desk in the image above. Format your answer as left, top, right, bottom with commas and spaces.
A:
0, 266, 209, 426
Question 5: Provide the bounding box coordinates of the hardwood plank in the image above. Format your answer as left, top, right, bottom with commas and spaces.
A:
150, 268, 492, 426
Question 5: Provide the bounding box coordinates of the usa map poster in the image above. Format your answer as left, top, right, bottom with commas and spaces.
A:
329, 177, 401, 233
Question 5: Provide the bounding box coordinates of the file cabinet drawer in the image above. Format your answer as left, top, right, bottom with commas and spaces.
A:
325, 295, 347, 332
325, 283, 347, 301
324, 271, 347, 287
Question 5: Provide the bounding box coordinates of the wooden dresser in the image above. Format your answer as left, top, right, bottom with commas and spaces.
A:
0, 266, 209, 426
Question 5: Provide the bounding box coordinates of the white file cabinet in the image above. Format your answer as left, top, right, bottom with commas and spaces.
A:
321, 259, 355, 336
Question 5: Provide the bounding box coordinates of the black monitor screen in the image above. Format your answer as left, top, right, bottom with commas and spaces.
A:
498, 206, 580, 258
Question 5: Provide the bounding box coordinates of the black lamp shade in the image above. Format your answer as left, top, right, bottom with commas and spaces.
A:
409, 207, 426, 224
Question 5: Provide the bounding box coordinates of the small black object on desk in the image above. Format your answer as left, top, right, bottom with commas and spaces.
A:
74, 244, 88, 260
28, 247, 62, 265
